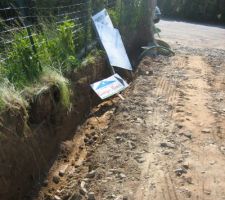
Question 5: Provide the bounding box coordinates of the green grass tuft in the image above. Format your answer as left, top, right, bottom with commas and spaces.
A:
40, 70, 71, 109
0, 79, 28, 111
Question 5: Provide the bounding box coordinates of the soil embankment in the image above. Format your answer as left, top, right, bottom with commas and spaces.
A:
0, 56, 108, 200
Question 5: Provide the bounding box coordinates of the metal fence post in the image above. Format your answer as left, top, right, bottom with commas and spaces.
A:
15, 0, 42, 71
84, 0, 90, 55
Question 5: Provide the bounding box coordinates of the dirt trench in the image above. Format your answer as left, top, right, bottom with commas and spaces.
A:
30, 43, 225, 200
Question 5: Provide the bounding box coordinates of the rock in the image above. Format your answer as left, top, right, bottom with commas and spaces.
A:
177, 124, 183, 129
128, 141, 136, 150
204, 190, 211, 195
176, 109, 184, 113
84, 138, 89, 143
52, 175, 60, 184
54, 195, 62, 200
210, 161, 216, 165
118, 173, 126, 179
164, 150, 171, 155
43, 180, 49, 187
202, 129, 211, 133
175, 168, 187, 176
185, 177, 193, 184
115, 136, 125, 143
160, 142, 176, 149
80, 187, 87, 196
182, 163, 189, 170
59, 170, 65, 177
123, 196, 128, 200
145, 71, 151, 75
87, 139, 94, 145
86, 170, 96, 178
184, 132, 192, 139
68, 193, 82, 200
87, 192, 95, 200
80, 181, 87, 195
134, 155, 146, 163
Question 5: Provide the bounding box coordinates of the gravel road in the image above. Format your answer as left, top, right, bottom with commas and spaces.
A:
157, 19, 225, 50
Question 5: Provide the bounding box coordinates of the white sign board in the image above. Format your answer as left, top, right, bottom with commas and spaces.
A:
91, 74, 128, 99
92, 9, 132, 71
92, 9, 114, 28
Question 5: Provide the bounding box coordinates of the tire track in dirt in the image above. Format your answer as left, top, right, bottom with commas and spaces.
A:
134, 57, 182, 200
134, 54, 225, 200
173, 56, 225, 200
32, 50, 225, 200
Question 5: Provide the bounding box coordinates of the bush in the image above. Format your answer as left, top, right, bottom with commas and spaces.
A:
158, 0, 225, 23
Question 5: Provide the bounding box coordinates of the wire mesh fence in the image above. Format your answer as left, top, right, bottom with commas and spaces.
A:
0, 0, 117, 64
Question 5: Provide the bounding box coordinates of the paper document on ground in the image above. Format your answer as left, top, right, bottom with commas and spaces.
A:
91, 74, 128, 99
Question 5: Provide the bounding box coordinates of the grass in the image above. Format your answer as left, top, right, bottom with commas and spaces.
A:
40, 70, 71, 109
0, 3, 117, 116
0, 20, 84, 111
0, 79, 28, 111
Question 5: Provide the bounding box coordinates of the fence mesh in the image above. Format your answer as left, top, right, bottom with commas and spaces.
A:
0, 0, 117, 64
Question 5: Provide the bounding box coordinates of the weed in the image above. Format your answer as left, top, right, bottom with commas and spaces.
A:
4, 30, 41, 88
0, 79, 28, 111
40, 70, 71, 109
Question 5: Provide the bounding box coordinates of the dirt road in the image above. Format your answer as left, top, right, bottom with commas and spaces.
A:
157, 19, 225, 50
32, 21, 225, 200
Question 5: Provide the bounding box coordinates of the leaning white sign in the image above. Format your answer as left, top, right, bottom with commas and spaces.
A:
92, 9, 132, 71
91, 74, 128, 99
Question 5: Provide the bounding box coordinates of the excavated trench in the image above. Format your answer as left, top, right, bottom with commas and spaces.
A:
0, 55, 110, 200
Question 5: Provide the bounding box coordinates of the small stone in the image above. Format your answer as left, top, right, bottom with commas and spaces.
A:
164, 150, 171, 155
42, 180, 49, 187
182, 163, 189, 170
184, 132, 192, 139
210, 161, 216, 165
88, 139, 94, 145
118, 173, 126, 179
160, 142, 176, 149
204, 190, 211, 195
54, 195, 61, 200
177, 124, 183, 129
175, 168, 187, 176
87, 192, 96, 200
80, 181, 87, 195
202, 129, 211, 133
185, 177, 193, 184
134, 155, 146, 163
52, 175, 60, 184
176, 109, 184, 113
59, 170, 65, 177
128, 141, 136, 150
115, 136, 124, 143
84, 138, 89, 143
86, 170, 96, 178
123, 196, 128, 200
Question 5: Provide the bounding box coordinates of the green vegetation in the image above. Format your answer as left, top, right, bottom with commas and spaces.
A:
0, 0, 155, 115
158, 0, 225, 23
40, 70, 71, 108
0, 79, 28, 110
0, 20, 82, 111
